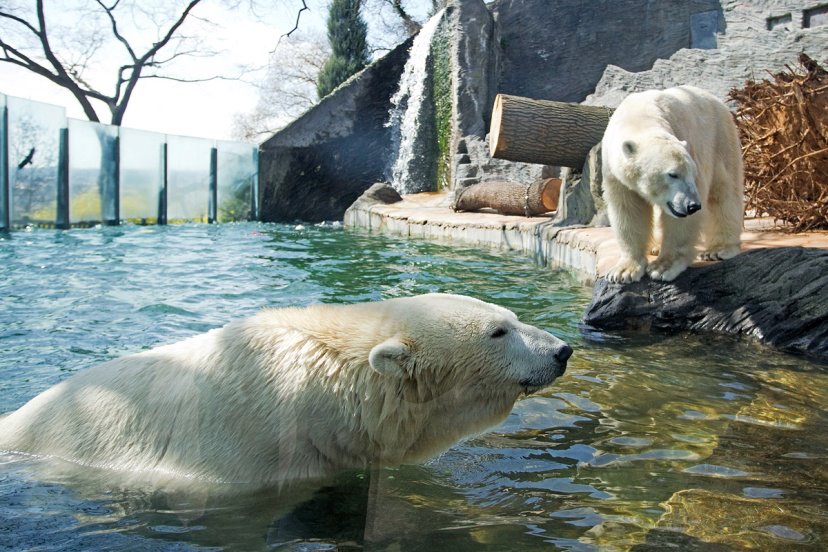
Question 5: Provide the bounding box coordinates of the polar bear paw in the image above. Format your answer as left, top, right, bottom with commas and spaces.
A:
647, 257, 689, 281
699, 245, 741, 262
606, 258, 646, 283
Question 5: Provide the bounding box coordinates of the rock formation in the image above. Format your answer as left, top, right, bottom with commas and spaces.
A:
258, 0, 828, 223
583, 247, 828, 361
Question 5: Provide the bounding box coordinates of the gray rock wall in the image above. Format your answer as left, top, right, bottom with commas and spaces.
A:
586, 0, 828, 106
490, 0, 723, 103
258, 37, 414, 223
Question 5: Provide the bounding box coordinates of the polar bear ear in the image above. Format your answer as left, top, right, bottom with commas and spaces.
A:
369, 338, 411, 377
622, 140, 637, 157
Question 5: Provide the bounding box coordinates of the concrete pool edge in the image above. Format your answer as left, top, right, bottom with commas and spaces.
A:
343, 191, 828, 283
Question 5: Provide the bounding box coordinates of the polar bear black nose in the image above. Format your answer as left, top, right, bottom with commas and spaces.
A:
556, 344, 573, 363
686, 202, 702, 215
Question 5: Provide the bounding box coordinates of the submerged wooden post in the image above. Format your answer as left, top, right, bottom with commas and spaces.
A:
0, 105, 9, 231
158, 142, 168, 225
208, 146, 218, 224
56, 127, 69, 230
489, 94, 614, 168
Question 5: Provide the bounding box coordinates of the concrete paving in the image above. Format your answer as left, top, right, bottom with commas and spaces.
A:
344, 192, 828, 282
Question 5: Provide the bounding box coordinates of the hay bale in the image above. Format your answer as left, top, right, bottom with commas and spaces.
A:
729, 54, 828, 232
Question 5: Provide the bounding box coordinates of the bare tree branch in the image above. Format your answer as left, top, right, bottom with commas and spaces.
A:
385, 0, 421, 35
94, 0, 138, 61
141, 73, 245, 83
0, 9, 41, 36
32, 0, 104, 121
0, 0, 216, 126
270, 0, 309, 54
111, 0, 203, 124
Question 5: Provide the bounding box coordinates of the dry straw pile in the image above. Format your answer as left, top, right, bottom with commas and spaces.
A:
729, 54, 828, 232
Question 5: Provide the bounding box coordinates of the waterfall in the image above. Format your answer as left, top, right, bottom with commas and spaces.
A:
386, 9, 446, 194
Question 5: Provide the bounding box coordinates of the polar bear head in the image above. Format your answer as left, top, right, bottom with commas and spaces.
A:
346, 293, 572, 463
620, 135, 702, 218
366, 293, 571, 393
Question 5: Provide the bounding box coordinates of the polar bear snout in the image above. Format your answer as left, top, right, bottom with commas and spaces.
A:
665, 185, 702, 218
556, 343, 573, 364
550, 343, 572, 378
666, 199, 701, 218
512, 327, 571, 393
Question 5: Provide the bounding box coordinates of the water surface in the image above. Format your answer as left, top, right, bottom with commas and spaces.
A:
1, 223, 826, 550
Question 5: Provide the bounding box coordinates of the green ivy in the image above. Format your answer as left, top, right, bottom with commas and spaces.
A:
429, 23, 453, 191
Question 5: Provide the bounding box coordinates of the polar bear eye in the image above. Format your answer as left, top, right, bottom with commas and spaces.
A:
490, 327, 508, 338
667, 171, 679, 179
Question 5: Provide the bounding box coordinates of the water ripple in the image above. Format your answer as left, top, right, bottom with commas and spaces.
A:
1, 223, 827, 550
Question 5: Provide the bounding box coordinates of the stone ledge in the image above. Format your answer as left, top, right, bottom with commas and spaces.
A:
345, 191, 828, 359
344, 191, 828, 283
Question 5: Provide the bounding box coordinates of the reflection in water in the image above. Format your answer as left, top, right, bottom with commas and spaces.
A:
0, 223, 826, 550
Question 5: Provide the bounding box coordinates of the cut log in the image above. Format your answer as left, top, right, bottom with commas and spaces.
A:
489, 94, 614, 168
451, 178, 561, 216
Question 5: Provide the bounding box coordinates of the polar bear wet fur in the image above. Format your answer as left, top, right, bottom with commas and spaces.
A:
0, 294, 571, 486
602, 85, 744, 283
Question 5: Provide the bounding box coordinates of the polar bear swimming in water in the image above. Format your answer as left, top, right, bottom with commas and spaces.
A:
0, 294, 572, 487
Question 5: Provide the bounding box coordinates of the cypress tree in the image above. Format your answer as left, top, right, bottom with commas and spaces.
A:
316, 0, 370, 98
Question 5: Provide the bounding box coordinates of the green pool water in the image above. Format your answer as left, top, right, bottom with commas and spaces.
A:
0, 223, 826, 551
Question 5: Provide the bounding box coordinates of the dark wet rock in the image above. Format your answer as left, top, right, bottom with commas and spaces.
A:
350, 183, 403, 208
583, 247, 828, 361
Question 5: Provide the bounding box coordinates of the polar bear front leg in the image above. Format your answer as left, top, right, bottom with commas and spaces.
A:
605, 179, 651, 283
700, 173, 743, 261
647, 213, 701, 281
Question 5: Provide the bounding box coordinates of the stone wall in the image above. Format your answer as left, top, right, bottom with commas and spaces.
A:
490, 0, 723, 104
258, 37, 413, 223
586, 0, 828, 107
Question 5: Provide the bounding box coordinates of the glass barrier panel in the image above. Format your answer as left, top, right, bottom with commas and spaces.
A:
216, 140, 257, 222
119, 128, 165, 224
0, 93, 8, 230
68, 119, 118, 225
167, 135, 212, 223
7, 96, 66, 227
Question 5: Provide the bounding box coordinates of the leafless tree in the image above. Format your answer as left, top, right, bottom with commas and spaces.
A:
0, 0, 227, 126
233, 29, 329, 141
236, 0, 442, 141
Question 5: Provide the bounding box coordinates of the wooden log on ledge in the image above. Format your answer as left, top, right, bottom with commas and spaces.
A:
489, 94, 614, 168
452, 178, 561, 216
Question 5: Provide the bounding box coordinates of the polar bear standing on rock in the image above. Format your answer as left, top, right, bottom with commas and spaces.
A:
601, 85, 744, 283
0, 294, 571, 487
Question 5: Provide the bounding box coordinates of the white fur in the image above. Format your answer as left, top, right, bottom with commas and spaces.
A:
0, 294, 570, 486
602, 85, 744, 283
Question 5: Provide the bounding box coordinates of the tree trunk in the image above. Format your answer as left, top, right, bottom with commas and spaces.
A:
451, 178, 561, 216
489, 94, 614, 168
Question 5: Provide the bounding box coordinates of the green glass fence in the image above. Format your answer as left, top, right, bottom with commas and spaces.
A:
0, 94, 258, 230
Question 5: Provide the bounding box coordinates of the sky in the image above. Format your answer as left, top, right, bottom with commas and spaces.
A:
0, 1, 417, 143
